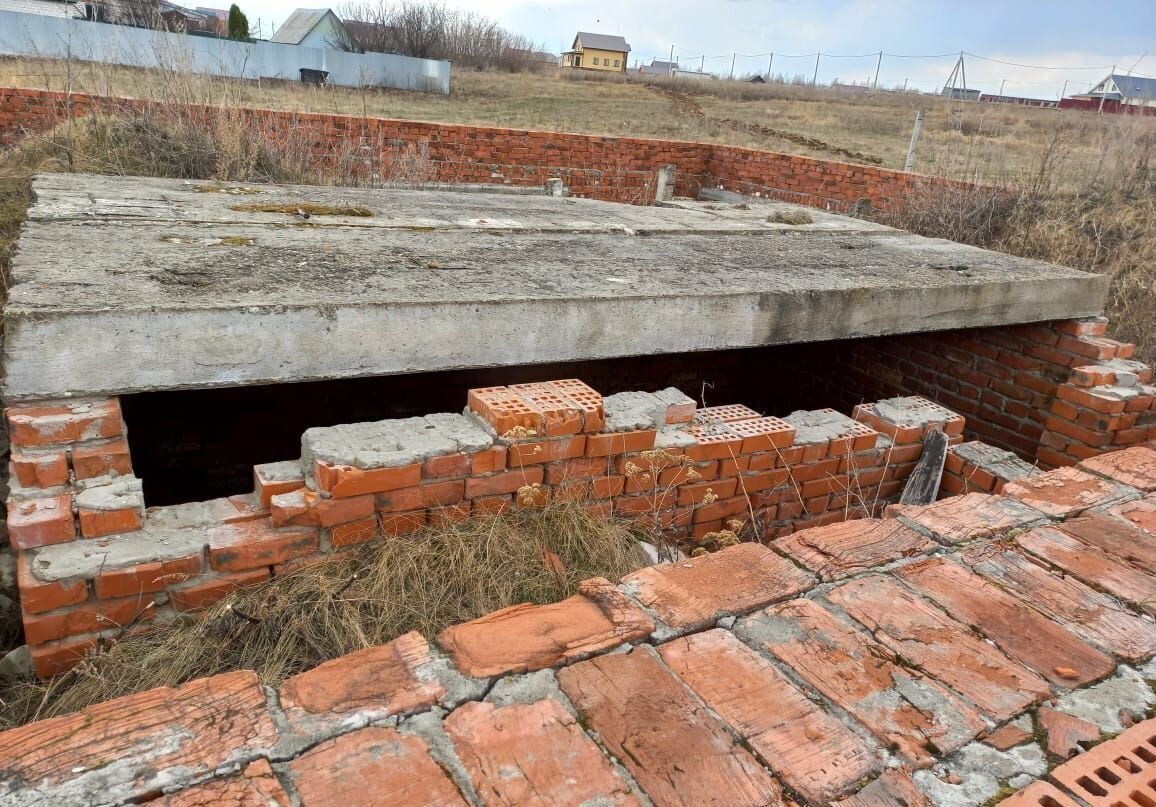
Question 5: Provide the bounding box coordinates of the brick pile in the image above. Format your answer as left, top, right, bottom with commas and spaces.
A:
2, 441, 1155, 806
1, 86, 959, 210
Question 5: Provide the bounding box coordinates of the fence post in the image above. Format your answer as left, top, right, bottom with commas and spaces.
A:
904, 110, 925, 172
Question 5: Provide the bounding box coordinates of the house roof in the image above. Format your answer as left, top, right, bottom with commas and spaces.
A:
1106, 73, 1156, 100
0, 0, 84, 18
271, 7, 342, 44
575, 31, 630, 53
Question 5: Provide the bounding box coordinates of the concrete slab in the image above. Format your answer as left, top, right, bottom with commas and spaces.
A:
4, 174, 1108, 400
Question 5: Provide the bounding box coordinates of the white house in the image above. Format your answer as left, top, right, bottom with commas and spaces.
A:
270, 8, 349, 49
1074, 73, 1156, 108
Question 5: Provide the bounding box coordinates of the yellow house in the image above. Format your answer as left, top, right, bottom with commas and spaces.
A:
561, 32, 630, 73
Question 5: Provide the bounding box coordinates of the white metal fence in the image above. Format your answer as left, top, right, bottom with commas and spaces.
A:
0, 10, 451, 93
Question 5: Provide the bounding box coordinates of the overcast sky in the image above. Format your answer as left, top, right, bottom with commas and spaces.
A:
244, 0, 1155, 97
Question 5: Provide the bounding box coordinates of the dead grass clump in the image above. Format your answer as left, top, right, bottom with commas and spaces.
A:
229, 202, 373, 217
768, 210, 813, 225
0, 502, 647, 729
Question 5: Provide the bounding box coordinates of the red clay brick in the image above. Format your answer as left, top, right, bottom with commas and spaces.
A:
622, 542, 814, 630
828, 576, 1050, 721
30, 635, 100, 678
684, 423, 744, 461
18, 555, 88, 614
1050, 716, 1156, 806
1079, 445, 1156, 491
95, 555, 202, 600
375, 480, 464, 512
557, 646, 785, 807
208, 520, 319, 572
508, 381, 584, 436
585, 429, 657, 457
169, 569, 270, 612
1017, 525, 1156, 613
506, 434, 586, 466
470, 445, 507, 474
985, 723, 1035, 751
288, 726, 468, 807
78, 506, 142, 538
660, 629, 878, 803
423, 451, 471, 478
464, 466, 544, 497
1057, 513, 1156, 572
677, 477, 738, 505
437, 577, 653, 677
694, 403, 761, 423
468, 385, 543, 435
71, 438, 133, 480
544, 455, 609, 483
995, 781, 1082, 807
1037, 706, 1100, 758
1002, 465, 1135, 518
279, 632, 443, 734
774, 519, 935, 580
831, 769, 931, 807
888, 492, 1046, 544
380, 509, 426, 535
313, 460, 422, 497
156, 759, 291, 807
544, 378, 605, 432
10, 450, 69, 489
8, 494, 75, 550
739, 597, 985, 766
445, 699, 642, 806
726, 416, 796, 452
253, 464, 305, 508
472, 494, 512, 516
895, 557, 1115, 687
1056, 384, 1128, 414
271, 488, 375, 527
23, 595, 152, 645
7, 399, 123, 447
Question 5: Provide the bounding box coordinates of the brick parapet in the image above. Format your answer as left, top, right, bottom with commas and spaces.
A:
2, 441, 1155, 805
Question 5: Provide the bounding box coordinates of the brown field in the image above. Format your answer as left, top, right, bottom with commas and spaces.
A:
0, 56, 1153, 357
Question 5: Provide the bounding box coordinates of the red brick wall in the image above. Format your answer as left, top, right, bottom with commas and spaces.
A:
0, 86, 953, 210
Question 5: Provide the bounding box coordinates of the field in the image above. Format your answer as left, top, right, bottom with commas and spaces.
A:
0, 55, 1153, 357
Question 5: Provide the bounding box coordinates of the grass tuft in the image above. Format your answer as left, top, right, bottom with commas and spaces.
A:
0, 502, 647, 729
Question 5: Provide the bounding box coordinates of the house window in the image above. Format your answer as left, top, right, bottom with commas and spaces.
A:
593, 57, 600, 65
614, 59, 620, 67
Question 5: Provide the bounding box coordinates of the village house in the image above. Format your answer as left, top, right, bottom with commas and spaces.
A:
271, 7, 350, 49
561, 31, 629, 73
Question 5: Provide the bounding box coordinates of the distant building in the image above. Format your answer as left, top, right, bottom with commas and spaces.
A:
747, 74, 766, 84
0, 0, 84, 18
271, 8, 349, 49
672, 68, 713, 80
504, 47, 559, 69
638, 58, 676, 77
561, 31, 629, 73
941, 86, 981, 101
158, 0, 213, 32
1070, 73, 1156, 108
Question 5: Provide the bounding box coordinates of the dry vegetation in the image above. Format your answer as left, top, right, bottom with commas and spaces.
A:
0, 502, 647, 728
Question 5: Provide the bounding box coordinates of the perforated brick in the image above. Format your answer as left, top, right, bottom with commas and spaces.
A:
1051, 717, 1156, 806
467, 386, 542, 436
726, 416, 797, 453
509, 382, 583, 436
684, 422, 743, 461
694, 404, 761, 424
545, 378, 606, 432
996, 781, 1082, 807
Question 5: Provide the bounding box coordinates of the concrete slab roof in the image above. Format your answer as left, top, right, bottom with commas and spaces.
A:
3, 173, 1107, 400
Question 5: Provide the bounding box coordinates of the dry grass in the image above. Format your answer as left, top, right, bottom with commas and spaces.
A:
0, 501, 647, 729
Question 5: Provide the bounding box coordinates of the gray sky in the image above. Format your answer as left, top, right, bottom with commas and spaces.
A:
244, 0, 1156, 98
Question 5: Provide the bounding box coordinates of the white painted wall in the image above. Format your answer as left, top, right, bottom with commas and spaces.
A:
0, 10, 451, 93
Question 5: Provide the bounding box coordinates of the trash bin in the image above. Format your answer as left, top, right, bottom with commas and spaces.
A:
299, 68, 329, 86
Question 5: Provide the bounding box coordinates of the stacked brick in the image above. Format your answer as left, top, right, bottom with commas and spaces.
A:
1, 86, 961, 209
3, 442, 1156, 806
940, 440, 1038, 496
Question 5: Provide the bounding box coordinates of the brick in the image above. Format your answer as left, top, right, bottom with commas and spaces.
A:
464, 466, 544, 497
684, 423, 743, 461
380, 509, 426, 535
1056, 513, 1156, 573
828, 576, 1050, 720
1056, 384, 1128, 414
169, 569, 270, 612
288, 727, 468, 807
1037, 706, 1100, 758
18, 554, 88, 614
1050, 716, 1156, 806
0, 671, 277, 806
726, 416, 796, 452
895, 557, 1115, 687
967, 545, 1156, 661
677, 476, 738, 505
692, 494, 751, 522
7, 399, 123, 447
831, 769, 931, 807
271, 488, 375, 527
96, 555, 202, 600
985, 723, 1034, 751
437, 577, 653, 677
280, 632, 443, 734
557, 646, 785, 807
889, 492, 1046, 544
737, 468, 790, 492
1113, 496, 1156, 534
1002, 465, 1136, 518
545, 378, 606, 432
622, 542, 813, 630
445, 699, 642, 807
1016, 525, 1156, 612
376, 480, 464, 512
10, 450, 69, 488
506, 434, 586, 466
1079, 445, 1156, 491
253, 462, 305, 507
8, 493, 75, 549
508, 381, 584, 435
694, 403, 761, 423
208, 521, 319, 572
544, 456, 609, 483
78, 505, 142, 538
422, 451, 471, 478
468, 385, 544, 435
71, 438, 133, 480
313, 460, 422, 497
24, 594, 151, 644
156, 759, 291, 806
472, 494, 511, 516
30, 635, 100, 678
774, 519, 936, 580
737, 598, 985, 766
660, 629, 878, 803
470, 445, 507, 474
585, 429, 657, 457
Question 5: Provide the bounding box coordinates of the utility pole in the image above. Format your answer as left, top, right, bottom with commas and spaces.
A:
812, 52, 820, 86
960, 51, 968, 98
1099, 65, 1114, 113
998, 78, 1006, 98
905, 110, 925, 172
1059, 79, 1069, 101
669, 44, 675, 68
902, 77, 908, 92
766, 52, 773, 81
700, 54, 705, 72
873, 50, 882, 89
730, 52, 735, 80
